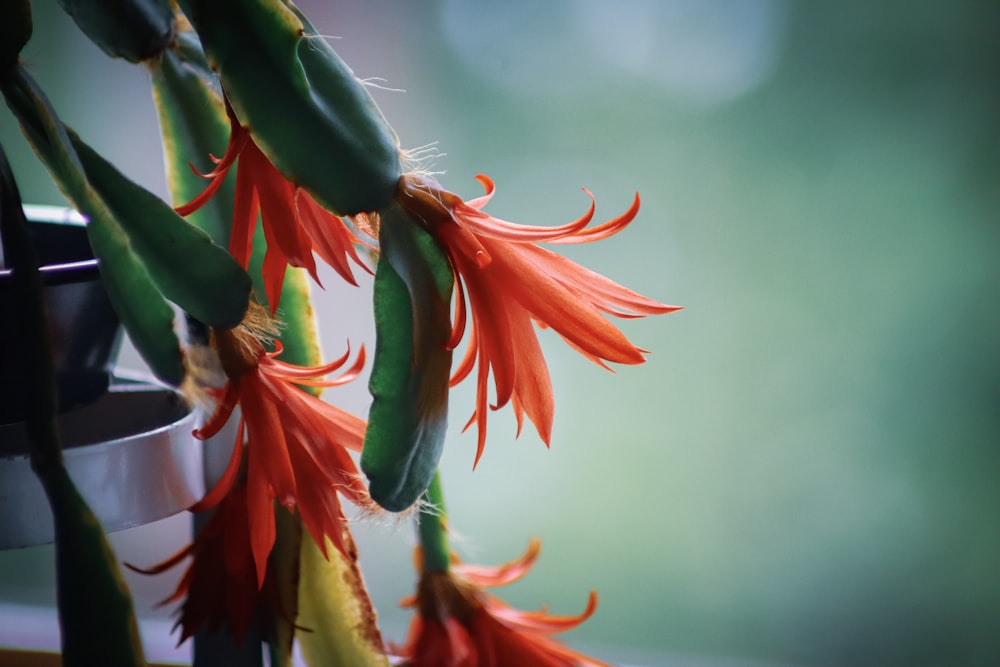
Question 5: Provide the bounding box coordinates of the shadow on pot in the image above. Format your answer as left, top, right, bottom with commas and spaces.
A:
0, 205, 122, 425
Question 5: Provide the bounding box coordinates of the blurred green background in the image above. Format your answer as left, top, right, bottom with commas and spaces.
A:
1, 1, 998, 666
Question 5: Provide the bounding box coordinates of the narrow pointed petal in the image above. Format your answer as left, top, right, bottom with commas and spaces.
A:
228, 163, 259, 268
189, 420, 244, 513
174, 124, 247, 216
490, 590, 599, 634
504, 305, 554, 444
193, 383, 240, 440
455, 539, 542, 588
250, 145, 317, 276
296, 190, 372, 286
241, 378, 297, 509
246, 449, 277, 589
549, 191, 640, 245
487, 245, 647, 364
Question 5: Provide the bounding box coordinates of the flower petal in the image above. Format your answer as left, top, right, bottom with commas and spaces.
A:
454, 539, 542, 588
241, 376, 297, 509
245, 444, 277, 589
189, 419, 244, 513
296, 189, 372, 286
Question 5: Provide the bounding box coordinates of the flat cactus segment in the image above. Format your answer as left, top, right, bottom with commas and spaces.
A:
183, 0, 402, 217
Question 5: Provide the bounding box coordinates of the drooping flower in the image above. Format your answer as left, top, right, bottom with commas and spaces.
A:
190, 309, 372, 588
396, 173, 681, 465
129, 479, 280, 643
176, 99, 372, 310
396, 540, 612, 667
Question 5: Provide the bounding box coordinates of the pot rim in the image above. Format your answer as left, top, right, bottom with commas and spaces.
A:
0, 205, 99, 286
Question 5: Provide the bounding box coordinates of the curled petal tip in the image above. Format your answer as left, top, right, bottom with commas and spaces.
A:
584, 589, 600, 617
473, 174, 495, 193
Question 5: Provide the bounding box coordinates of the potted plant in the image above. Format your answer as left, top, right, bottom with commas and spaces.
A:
0, 1, 679, 665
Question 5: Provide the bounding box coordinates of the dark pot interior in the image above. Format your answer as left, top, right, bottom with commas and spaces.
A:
0, 208, 122, 425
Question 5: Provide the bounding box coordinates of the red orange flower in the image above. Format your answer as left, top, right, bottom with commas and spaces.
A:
396, 540, 612, 667
131, 479, 279, 643
176, 100, 371, 310
131, 303, 371, 643
193, 321, 371, 588
396, 173, 680, 465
